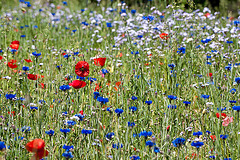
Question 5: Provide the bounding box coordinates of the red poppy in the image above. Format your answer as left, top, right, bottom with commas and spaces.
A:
205, 13, 210, 18
94, 58, 106, 67
216, 113, 227, 119
28, 74, 38, 80
210, 135, 216, 141
24, 59, 32, 63
0, 56, 2, 60
69, 80, 86, 89
10, 41, 19, 50
26, 139, 49, 160
159, 33, 169, 40
8, 59, 18, 69
75, 61, 89, 77
167, 125, 170, 131
79, 110, 83, 115
40, 83, 45, 89
208, 73, 213, 77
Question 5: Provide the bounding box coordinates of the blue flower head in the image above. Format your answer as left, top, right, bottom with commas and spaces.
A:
128, 122, 135, 127
5, 94, 16, 100
172, 138, 185, 147
139, 131, 152, 138
130, 155, 140, 160
22, 66, 30, 71
168, 95, 177, 100
62, 151, 74, 158
21, 126, 31, 132
220, 135, 228, 140
60, 85, 70, 91
45, 130, 54, 136
131, 96, 137, 100
177, 47, 186, 54
191, 141, 204, 148
129, 106, 137, 112
63, 145, 73, 151
93, 92, 100, 99
65, 120, 76, 127
106, 23, 112, 28
154, 146, 160, 153
193, 131, 203, 136
115, 108, 124, 116
168, 105, 177, 109
232, 106, 240, 111
32, 51, 41, 57
0, 142, 6, 151
60, 128, 71, 133
145, 100, 152, 105
112, 143, 123, 149
235, 77, 240, 84
81, 129, 92, 135
106, 132, 114, 140
201, 95, 209, 99
146, 140, 155, 147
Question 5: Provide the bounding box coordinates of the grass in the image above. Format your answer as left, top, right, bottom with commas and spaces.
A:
0, 0, 239, 160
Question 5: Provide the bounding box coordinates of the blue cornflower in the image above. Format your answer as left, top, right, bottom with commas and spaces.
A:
232, 106, 240, 111
97, 96, 109, 104
168, 95, 177, 100
30, 106, 38, 110
21, 126, 31, 132
64, 54, 71, 59
172, 138, 185, 147
74, 114, 84, 121
0, 142, 6, 151
183, 101, 191, 106
206, 131, 211, 134
32, 51, 41, 57
128, 122, 135, 127
131, 9, 136, 14
106, 23, 112, 27
145, 100, 152, 105
226, 41, 233, 44
235, 77, 240, 84
88, 77, 97, 82
65, 120, 76, 127
5, 94, 16, 100
112, 143, 123, 149
230, 88, 236, 94
146, 140, 155, 147
224, 158, 232, 160
225, 66, 231, 70
60, 128, 71, 133
106, 132, 114, 140
131, 96, 137, 100
14, 136, 24, 141
191, 141, 204, 148
193, 131, 203, 137
177, 47, 186, 54
129, 106, 137, 112
62, 151, 74, 158
229, 100, 236, 104
62, 1, 67, 5
59, 85, 70, 91
154, 146, 160, 153
102, 69, 109, 74
21, 35, 26, 38
130, 155, 140, 160
115, 109, 123, 116
63, 145, 73, 151
45, 129, 54, 136
62, 111, 68, 116
209, 156, 216, 159
220, 135, 228, 140
201, 95, 209, 99
139, 131, 152, 138
168, 64, 175, 69
94, 92, 100, 99
81, 129, 92, 135
168, 105, 177, 109
142, 16, 154, 21
72, 30, 77, 33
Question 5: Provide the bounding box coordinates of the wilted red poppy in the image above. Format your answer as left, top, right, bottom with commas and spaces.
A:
8, 59, 18, 69
26, 139, 49, 160
75, 61, 89, 77
28, 74, 38, 80
94, 58, 106, 67
216, 113, 227, 119
10, 41, 19, 50
69, 80, 86, 89
159, 33, 169, 40
24, 59, 32, 63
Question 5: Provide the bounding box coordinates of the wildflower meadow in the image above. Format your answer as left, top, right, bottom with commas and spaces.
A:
0, 0, 240, 159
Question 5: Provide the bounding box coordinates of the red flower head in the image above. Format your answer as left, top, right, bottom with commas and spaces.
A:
159, 33, 169, 40
8, 59, 18, 69
24, 59, 33, 63
94, 58, 106, 67
26, 139, 49, 160
69, 80, 86, 89
10, 41, 20, 50
210, 135, 216, 142
75, 61, 89, 77
216, 113, 227, 119
0, 56, 3, 60
28, 74, 38, 80
205, 13, 210, 18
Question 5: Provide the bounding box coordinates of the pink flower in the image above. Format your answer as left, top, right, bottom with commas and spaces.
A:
222, 116, 233, 126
